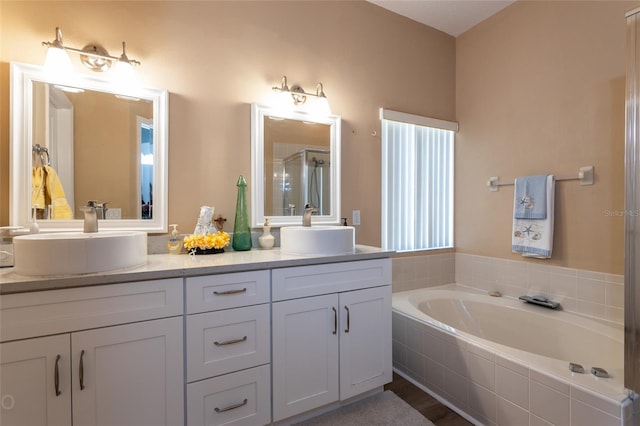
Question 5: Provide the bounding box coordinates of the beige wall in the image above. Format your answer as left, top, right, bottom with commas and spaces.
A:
69, 92, 152, 219
4, 1, 625, 274
0, 1, 456, 244
456, 0, 635, 274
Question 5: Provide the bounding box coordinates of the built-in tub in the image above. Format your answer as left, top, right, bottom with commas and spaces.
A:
392, 285, 636, 426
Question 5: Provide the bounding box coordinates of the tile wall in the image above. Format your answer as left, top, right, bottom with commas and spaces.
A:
392, 311, 635, 426
391, 252, 455, 293
390, 251, 636, 425
391, 251, 624, 324
454, 253, 624, 325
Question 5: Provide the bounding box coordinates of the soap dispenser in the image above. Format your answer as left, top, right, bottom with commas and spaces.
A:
258, 218, 275, 249
167, 224, 182, 255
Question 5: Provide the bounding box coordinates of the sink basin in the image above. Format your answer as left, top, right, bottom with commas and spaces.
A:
13, 231, 147, 276
280, 226, 355, 256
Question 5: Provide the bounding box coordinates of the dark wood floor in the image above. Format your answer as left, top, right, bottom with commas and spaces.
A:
384, 373, 473, 426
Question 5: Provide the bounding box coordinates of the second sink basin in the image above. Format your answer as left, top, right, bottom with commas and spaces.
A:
13, 231, 147, 276
280, 226, 355, 256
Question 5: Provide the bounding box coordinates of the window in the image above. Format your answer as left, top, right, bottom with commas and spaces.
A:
381, 108, 456, 252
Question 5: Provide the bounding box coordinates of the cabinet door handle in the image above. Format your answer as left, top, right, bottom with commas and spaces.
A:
79, 350, 85, 391
214, 336, 247, 346
214, 398, 248, 413
345, 306, 351, 333
54, 354, 61, 396
332, 307, 337, 335
213, 288, 247, 296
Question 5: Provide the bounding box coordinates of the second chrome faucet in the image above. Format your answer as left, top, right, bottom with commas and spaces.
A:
302, 206, 318, 227
81, 201, 99, 233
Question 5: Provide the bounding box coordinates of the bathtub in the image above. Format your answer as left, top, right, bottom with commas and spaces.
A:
392, 285, 636, 426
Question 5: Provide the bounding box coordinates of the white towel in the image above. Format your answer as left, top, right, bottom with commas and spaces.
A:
512, 175, 555, 258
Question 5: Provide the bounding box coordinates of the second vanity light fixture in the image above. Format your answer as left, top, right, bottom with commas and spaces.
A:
42, 27, 140, 81
272, 76, 331, 115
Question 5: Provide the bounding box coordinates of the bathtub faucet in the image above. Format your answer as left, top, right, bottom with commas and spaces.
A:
518, 295, 560, 309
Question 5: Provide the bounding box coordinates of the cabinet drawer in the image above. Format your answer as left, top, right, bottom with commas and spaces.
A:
187, 364, 271, 426
0, 278, 183, 342
186, 304, 270, 382
272, 259, 391, 301
186, 271, 270, 314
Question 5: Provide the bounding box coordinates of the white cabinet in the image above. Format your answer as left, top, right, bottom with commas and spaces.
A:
271, 260, 392, 422
187, 364, 271, 426
339, 286, 392, 400
0, 335, 71, 426
185, 271, 271, 426
0, 279, 184, 426
72, 317, 183, 426
272, 294, 340, 420
1, 253, 393, 426
0, 318, 183, 426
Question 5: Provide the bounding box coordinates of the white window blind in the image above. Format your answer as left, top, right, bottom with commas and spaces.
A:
381, 108, 456, 252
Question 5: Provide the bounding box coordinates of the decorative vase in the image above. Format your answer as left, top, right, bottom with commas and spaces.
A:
232, 175, 252, 251
192, 247, 225, 255
258, 218, 275, 249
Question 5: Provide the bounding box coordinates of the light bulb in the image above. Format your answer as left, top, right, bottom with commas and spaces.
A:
44, 47, 73, 82
112, 59, 140, 95
271, 90, 294, 114
314, 96, 331, 116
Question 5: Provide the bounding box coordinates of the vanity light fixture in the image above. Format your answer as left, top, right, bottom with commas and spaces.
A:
42, 27, 141, 74
272, 75, 331, 115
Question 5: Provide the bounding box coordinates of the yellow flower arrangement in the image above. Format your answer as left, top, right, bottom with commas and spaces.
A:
183, 231, 230, 252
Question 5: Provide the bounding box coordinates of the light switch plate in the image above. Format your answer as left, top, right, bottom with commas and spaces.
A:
352, 210, 361, 226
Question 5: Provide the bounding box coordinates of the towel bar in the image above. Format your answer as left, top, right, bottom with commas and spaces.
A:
487, 166, 593, 192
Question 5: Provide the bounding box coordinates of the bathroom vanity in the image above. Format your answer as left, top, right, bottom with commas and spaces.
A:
0, 247, 393, 426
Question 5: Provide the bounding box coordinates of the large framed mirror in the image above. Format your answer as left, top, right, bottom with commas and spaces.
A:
251, 103, 341, 227
10, 62, 168, 232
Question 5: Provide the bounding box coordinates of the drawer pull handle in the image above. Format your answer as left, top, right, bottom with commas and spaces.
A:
79, 350, 85, 391
332, 307, 337, 335
213, 288, 247, 296
345, 306, 351, 333
54, 354, 61, 396
214, 336, 248, 346
214, 398, 248, 413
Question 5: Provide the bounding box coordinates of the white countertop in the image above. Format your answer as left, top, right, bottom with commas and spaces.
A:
0, 245, 394, 294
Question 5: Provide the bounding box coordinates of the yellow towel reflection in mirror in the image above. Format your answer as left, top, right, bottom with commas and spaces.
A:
32, 165, 73, 219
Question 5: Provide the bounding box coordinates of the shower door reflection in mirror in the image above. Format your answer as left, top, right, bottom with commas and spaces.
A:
278, 148, 330, 216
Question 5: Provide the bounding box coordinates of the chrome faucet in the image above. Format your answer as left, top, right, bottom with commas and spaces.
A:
302, 206, 318, 227
81, 201, 99, 233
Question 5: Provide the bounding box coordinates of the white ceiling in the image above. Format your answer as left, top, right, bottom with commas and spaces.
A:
368, 0, 516, 37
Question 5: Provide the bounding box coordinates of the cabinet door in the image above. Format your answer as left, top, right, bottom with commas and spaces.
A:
272, 294, 339, 422
339, 286, 392, 400
0, 334, 71, 426
71, 317, 183, 426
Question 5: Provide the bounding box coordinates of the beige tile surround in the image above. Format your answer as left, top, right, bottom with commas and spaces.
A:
393, 311, 636, 426
391, 252, 455, 293
391, 252, 623, 325
455, 253, 624, 325
392, 251, 634, 425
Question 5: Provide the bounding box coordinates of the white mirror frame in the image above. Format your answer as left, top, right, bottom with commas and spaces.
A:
250, 103, 341, 227
10, 62, 169, 232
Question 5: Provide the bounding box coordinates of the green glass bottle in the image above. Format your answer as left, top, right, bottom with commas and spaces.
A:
232, 175, 252, 251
